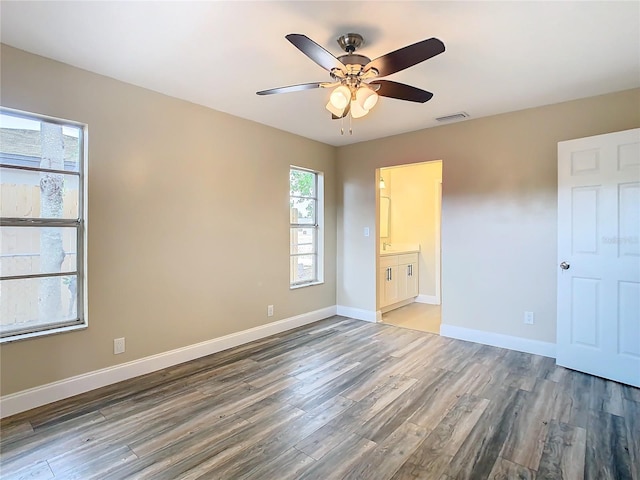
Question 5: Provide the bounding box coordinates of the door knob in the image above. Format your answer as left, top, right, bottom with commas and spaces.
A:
560, 261, 570, 270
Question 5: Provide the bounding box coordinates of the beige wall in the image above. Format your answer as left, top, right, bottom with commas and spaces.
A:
337, 88, 640, 343
2, 42, 638, 398
0, 45, 337, 396
380, 161, 442, 298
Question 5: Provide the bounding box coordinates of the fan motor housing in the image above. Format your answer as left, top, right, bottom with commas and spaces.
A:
337, 53, 371, 67
337, 33, 364, 53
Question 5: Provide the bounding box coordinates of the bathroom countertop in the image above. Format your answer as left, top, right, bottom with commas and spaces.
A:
379, 245, 420, 256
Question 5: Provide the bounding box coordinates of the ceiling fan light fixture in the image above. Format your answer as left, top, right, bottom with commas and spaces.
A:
356, 86, 378, 111
329, 85, 351, 109
258, 33, 445, 134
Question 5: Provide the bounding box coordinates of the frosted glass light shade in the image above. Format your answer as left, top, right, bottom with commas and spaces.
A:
325, 101, 346, 117
330, 85, 351, 109
350, 99, 369, 119
356, 87, 378, 110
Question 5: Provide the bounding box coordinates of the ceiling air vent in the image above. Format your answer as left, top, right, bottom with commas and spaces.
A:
435, 112, 470, 122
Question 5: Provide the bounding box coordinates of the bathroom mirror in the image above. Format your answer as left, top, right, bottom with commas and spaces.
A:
380, 196, 390, 238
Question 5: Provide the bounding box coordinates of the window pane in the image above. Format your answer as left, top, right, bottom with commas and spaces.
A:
0, 274, 78, 334
291, 244, 315, 255
0, 113, 81, 172
291, 228, 316, 255
289, 169, 316, 197
290, 198, 316, 224
1, 227, 77, 277
290, 255, 316, 284
289, 167, 321, 287
0, 167, 79, 219
0, 109, 85, 340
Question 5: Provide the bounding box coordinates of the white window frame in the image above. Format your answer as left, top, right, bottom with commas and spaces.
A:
0, 107, 87, 342
290, 166, 324, 288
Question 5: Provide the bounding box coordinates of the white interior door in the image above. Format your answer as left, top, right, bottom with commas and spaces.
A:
557, 128, 640, 387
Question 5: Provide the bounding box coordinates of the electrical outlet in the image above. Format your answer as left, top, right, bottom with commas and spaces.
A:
524, 311, 534, 325
267, 305, 274, 317
114, 337, 125, 354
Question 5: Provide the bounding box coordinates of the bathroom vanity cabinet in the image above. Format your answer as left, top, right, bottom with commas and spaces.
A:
379, 252, 418, 310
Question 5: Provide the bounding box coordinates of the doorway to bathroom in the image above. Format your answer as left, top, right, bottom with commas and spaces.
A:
377, 160, 442, 334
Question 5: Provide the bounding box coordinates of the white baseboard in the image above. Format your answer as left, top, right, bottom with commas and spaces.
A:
440, 324, 556, 358
0, 306, 337, 419
380, 298, 414, 314
415, 295, 440, 305
336, 305, 378, 323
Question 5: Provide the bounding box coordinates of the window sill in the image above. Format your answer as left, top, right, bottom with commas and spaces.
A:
0, 322, 87, 344
290, 281, 324, 290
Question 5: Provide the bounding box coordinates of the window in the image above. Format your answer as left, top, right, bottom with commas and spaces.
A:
0, 108, 86, 341
290, 167, 323, 287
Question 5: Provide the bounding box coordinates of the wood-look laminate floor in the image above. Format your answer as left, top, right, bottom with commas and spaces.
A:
1, 316, 639, 480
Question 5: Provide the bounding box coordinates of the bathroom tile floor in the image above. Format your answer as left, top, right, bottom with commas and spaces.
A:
382, 302, 441, 334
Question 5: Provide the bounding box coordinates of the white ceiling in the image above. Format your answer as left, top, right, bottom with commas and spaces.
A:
1, 1, 638, 147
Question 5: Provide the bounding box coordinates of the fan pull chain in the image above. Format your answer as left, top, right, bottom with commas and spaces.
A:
340, 115, 344, 135
349, 112, 353, 135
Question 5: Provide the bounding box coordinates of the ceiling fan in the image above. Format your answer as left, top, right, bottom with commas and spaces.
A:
257, 33, 445, 121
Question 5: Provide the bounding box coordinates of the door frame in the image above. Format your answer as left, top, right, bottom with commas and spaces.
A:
375, 161, 443, 313
434, 178, 442, 305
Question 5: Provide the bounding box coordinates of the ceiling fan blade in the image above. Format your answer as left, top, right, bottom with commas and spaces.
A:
286, 34, 346, 73
366, 38, 445, 77
369, 80, 433, 103
257, 82, 323, 95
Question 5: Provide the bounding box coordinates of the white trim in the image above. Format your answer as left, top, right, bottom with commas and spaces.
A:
0, 306, 336, 419
336, 305, 378, 323
415, 294, 440, 305
440, 324, 556, 358
434, 178, 442, 305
